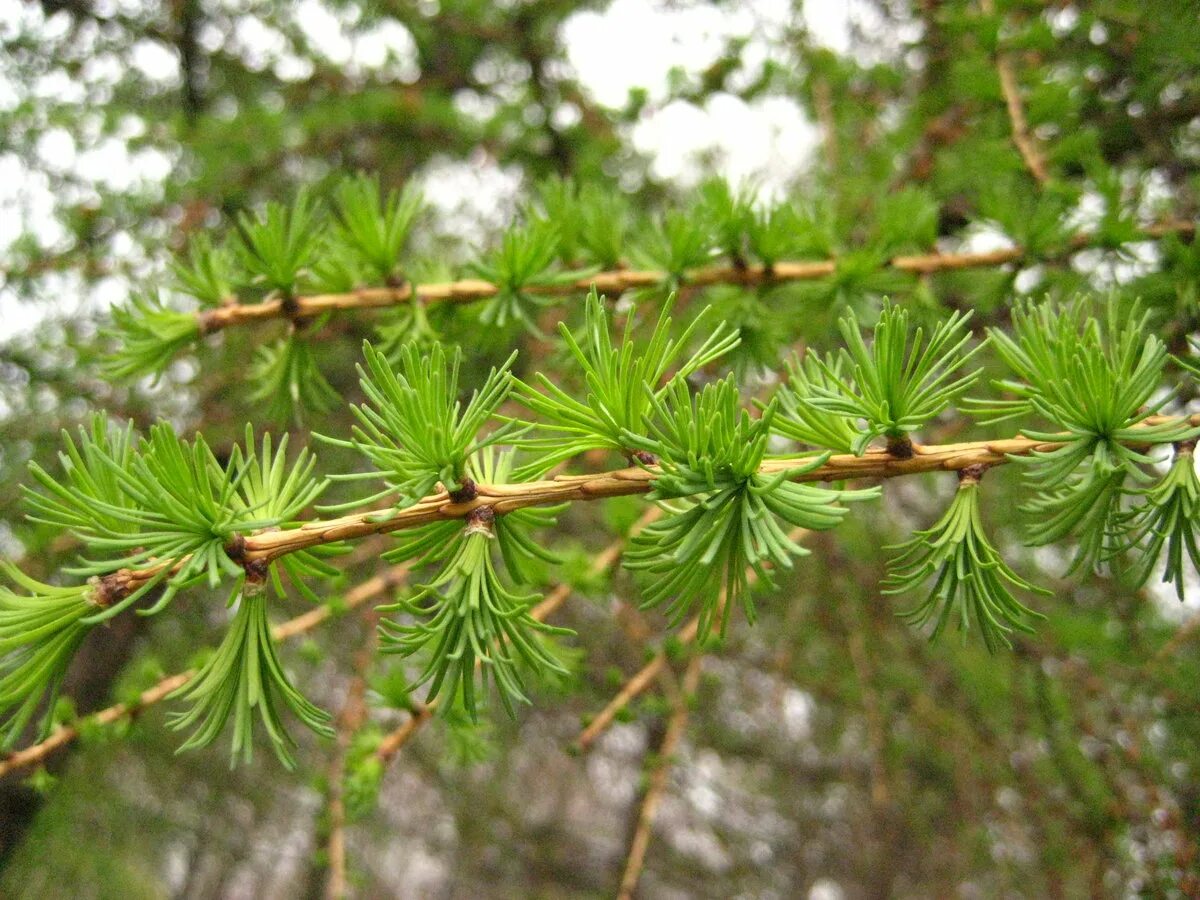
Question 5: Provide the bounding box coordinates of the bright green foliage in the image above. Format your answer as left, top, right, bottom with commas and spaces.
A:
24, 418, 329, 621
697, 178, 754, 263
308, 238, 368, 294
169, 234, 238, 307
978, 178, 1071, 258
0, 567, 95, 747
701, 285, 794, 378
68, 425, 266, 619
327, 342, 521, 508
442, 706, 497, 766
771, 352, 862, 454
380, 448, 563, 585
872, 187, 939, 255
230, 427, 340, 606
972, 299, 1200, 573
343, 727, 387, 820
1124, 446, 1200, 599
884, 478, 1048, 653
635, 209, 716, 285
746, 202, 829, 266
535, 179, 630, 269
372, 451, 565, 717
513, 289, 738, 473
25, 415, 141, 541
235, 188, 323, 296
168, 585, 333, 768
373, 296, 441, 360
102, 292, 201, 380
249, 334, 339, 425
806, 301, 981, 455
623, 377, 878, 636
973, 300, 1179, 435
468, 219, 591, 331
378, 528, 570, 720
332, 174, 424, 284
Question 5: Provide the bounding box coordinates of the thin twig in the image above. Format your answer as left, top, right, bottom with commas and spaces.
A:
813, 76, 839, 174
192, 223, 1192, 334
982, 0, 1050, 184
1151, 612, 1200, 665
845, 626, 891, 808
616, 654, 703, 900
325, 610, 377, 900
0, 565, 409, 778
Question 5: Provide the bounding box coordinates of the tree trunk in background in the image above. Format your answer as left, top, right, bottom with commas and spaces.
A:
0, 615, 143, 864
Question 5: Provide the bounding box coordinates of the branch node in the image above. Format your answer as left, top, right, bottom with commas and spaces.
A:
464, 505, 496, 538
89, 572, 129, 609
448, 477, 478, 504
629, 450, 658, 467
197, 309, 217, 336
958, 463, 989, 484
225, 533, 268, 584
224, 533, 248, 564
279, 290, 300, 319
886, 435, 915, 458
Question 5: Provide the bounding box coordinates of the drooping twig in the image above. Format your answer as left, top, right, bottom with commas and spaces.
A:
616, 653, 703, 900
845, 620, 891, 808
1151, 612, 1200, 665
0, 565, 409, 778
576, 525, 809, 752
372, 508, 661, 765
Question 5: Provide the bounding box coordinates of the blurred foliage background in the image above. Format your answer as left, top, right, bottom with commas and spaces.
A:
1, 0, 1199, 897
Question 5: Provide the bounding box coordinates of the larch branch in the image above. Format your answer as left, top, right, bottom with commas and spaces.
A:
0, 565, 408, 778
102, 415, 1200, 611
191, 223, 1193, 334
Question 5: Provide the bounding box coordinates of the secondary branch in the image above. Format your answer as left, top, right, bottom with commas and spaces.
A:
194, 222, 1195, 333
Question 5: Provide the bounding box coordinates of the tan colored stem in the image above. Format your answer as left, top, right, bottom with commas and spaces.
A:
982, 0, 1050, 184
374, 703, 433, 764
1152, 612, 1200, 665
192, 223, 1193, 334
238, 425, 1194, 561
616, 654, 703, 900
0, 566, 408, 778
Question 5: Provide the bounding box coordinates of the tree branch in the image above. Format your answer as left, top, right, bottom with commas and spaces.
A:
0, 566, 409, 778
101, 416, 1200, 606
192, 222, 1194, 334
324, 610, 377, 900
